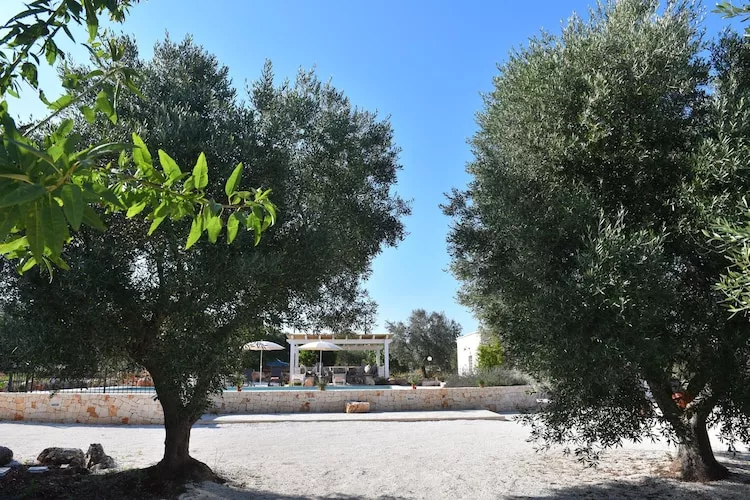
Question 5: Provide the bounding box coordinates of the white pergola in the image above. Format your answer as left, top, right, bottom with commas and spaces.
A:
287, 333, 393, 378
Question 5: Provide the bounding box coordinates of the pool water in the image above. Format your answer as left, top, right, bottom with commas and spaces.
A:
227, 385, 400, 392
53, 384, 402, 393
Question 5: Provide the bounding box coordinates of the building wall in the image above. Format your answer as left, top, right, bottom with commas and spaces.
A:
0, 385, 542, 424
456, 332, 482, 374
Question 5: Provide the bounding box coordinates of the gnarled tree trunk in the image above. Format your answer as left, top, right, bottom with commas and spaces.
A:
140, 360, 219, 483
675, 413, 728, 481
646, 378, 728, 482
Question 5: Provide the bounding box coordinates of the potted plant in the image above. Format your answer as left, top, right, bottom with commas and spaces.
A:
317, 380, 328, 391
478, 379, 486, 388
409, 373, 420, 390
232, 373, 245, 392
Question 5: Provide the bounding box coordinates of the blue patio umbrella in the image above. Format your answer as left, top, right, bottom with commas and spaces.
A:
266, 359, 289, 367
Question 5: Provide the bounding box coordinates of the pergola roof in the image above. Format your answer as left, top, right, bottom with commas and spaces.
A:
286, 333, 393, 377
286, 333, 392, 341
286, 333, 393, 351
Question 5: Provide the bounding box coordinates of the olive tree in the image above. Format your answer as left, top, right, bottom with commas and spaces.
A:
445, 0, 750, 481
1, 37, 408, 480
387, 309, 461, 377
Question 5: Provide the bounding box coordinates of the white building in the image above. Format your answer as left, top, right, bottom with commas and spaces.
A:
456, 331, 482, 374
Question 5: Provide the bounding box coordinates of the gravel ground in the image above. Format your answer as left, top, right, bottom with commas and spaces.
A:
1, 416, 749, 499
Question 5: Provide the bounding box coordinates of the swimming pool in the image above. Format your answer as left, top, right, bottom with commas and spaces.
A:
52, 384, 403, 393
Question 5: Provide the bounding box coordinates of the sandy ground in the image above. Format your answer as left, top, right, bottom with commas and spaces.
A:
1, 416, 749, 499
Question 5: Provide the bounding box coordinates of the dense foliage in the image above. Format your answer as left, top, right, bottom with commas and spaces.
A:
476, 339, 503, 370
386, 309, 460, 377
0, 1, 273, 273
445, 0, 750, 481
1, 35, 408, 479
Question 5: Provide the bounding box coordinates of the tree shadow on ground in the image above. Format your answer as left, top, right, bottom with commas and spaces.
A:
180, 481, 410, 500
507, 451, 750, 500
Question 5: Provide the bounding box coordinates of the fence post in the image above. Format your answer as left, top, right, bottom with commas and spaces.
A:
103, 368, 107, 394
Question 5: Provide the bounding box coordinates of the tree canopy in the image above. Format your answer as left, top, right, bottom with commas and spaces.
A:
0, 1, 273, 273
445, 0, 750, 481
386, 309, 460, 377
1, 35, 408, 480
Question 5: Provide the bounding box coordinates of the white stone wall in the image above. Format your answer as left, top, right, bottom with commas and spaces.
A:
0, 385, 542, 425
456, 331, 482, 374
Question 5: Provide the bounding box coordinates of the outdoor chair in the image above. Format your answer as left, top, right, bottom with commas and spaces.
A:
332, 367, 347, 385
268, 366, 283, 386
290, 365, 307, 385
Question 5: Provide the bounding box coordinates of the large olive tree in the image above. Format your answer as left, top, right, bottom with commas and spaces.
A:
1, 37, 408, 480
445, 0, 750, 481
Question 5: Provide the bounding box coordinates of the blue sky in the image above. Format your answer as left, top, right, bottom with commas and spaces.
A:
1, 1, 741, 335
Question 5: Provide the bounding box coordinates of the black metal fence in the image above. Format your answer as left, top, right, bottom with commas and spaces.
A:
0, 369, 156, 394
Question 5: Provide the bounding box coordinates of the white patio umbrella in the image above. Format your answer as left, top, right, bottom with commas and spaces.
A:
298, 340, 343, 376
242, 340, 285, 385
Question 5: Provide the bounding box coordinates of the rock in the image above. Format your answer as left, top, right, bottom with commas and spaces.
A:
345, 401, 371, 413
37, 447, 85, 468
0, 446, 12, 466
6, 460, 22, 469
85, 443, 115, 471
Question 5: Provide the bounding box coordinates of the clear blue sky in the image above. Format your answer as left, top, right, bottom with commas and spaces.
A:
1, 0, 740, 335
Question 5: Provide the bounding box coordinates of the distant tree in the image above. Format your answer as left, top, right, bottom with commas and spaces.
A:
386, 310, 461, 377
445, 0, 750, 481
1, 37, 408, 481
476, 340, 503, 370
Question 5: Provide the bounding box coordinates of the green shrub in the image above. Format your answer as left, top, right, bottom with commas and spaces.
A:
444, 367, 532, 387
477, 340, 504, 369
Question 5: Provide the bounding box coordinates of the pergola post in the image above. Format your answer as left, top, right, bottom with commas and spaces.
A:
384, 341, 390, 379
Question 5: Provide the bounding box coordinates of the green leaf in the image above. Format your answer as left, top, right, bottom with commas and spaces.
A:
148, 215, 167, 235
45, 197, 67, 257
82, 206, 107, 231
132, 133, 152, 165
185, 215, 203, 249
25, 201, 44, 262
158, 149, 182, 182
0, 184, 46, 208
45, 39, 58, 65
80, 105, 96, 123
225, 162, 243, 198
0, 236, 28, 255
0, 206, 20, 242
192, 153, 208, 190
21, 62, 38, 87
49, 94, 73, 111
206, 213, 223, 243
60, 184, 84, 230
226, 212, 240, 244
183, 175, 195, 193
55, 118, 74, 137
92, 185, 125, 209
48, 254, 70, 271
95, 90, 116, 124
19, 256, 37, 274
132, 133, 161, 182
126, 201, 147, 218
83, 0, 98, 42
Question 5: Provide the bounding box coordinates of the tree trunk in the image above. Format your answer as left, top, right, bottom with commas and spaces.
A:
138, 359, 219, 483
152, 412, 216, 482
674, 414, 728, 481
421, 365, 427, 378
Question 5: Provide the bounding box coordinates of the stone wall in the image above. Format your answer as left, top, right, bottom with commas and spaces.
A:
0, 386, 542, 425
0, 393, 164, 425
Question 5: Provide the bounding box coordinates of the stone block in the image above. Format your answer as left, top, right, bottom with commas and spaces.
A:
345, 401, 370, 413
